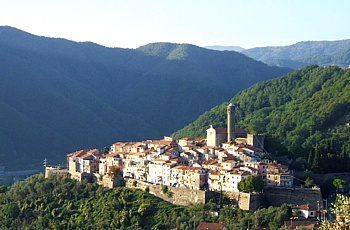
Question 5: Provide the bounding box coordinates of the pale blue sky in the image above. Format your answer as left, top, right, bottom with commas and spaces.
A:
1, 0, 349, 49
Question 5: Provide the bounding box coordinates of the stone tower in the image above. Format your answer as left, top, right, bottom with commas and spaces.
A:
227, 103, 235, 142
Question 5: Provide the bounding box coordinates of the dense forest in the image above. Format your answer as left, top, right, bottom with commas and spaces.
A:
242, 39, 350, 69
174, 65, 350, 174
0, 174, 295, 229
0, 26, 290, 170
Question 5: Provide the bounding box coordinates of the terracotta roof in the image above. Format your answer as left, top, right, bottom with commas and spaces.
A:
214, 128, 227, 134
195, 138, 205, 141
269, 162, 288, 170
297, 204, 318, 211
237, 147, 244, 152
79, 153, 94, 160
106, 152, 120, 157
197, 222, 226, 230
170, 157, 187, 163
112, 142, 126, 146
223, 159, 235, 163
223, 154, 235, 160
180, 138, 193, 141
151, 159, 168, 163
245, 166, 259, 172
149, 140, 177, 146
209, 170, 220, 175
235, 127, 247, 134
67, 149, 98, 158
284, 220, 317, 229
222, 140, 237, 145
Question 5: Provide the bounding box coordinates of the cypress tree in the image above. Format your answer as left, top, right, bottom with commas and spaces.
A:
311, 146, 321, 173
307, 150, 314, 169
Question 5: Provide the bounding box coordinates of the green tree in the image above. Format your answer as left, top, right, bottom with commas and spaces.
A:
319, 194, 350, 230
307, 150, 313, 170
238, 175, 264, 193
0, 185, 7, 193
161, 185, 168, 194
303, 177, 315, 188
333, 178, 346, 193
311, 146, 322, 173
107, 165, 122, 178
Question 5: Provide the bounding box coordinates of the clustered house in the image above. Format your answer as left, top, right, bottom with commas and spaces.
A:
61, 104, 293, 190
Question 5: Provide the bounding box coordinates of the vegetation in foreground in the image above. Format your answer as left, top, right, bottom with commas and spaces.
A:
0, 174, 296, 230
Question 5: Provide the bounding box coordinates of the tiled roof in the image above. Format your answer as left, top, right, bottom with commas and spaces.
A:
222, 140, 237, 145
106, 152, 121, 157
241, 171, 251, 176
214, 128, 227, 134
197, 222, 226, 230
223, 160, 235, 164
169, 157, 187, 164
223, 154, 235, 160
297, 204, 318, 211
284, 220, 317, 229
149, 140, 177, 146
235, 127, 247, 134
67, 149, 98, 158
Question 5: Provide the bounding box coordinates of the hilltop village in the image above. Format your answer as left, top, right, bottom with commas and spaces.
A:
47, 104, 295, 194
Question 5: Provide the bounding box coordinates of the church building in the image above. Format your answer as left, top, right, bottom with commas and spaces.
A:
206, 103, 264, 149
206, 103, 236, 147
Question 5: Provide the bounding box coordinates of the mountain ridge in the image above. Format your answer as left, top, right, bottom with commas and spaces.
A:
0, 26, 291, 169
241, 39, 350, 69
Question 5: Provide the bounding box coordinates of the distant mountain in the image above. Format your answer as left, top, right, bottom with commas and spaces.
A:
173, 65, 350, 172
0, 26, 291, 169
242, 40, 350, 69
205, 45, 245, 52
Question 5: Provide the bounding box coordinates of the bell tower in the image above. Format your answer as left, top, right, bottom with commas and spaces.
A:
227, 103, 235, 142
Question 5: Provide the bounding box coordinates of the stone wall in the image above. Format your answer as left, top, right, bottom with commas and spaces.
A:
45, 166, 68, 178
126, 179, 261, 211
97, 174, 124, 188
125, 179, 216, 206
126, 180, 322, 211
264, 186, 322, 208
224, 191, 262, 211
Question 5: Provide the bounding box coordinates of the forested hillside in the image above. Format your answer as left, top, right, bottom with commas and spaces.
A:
242, 40, 350, 69
0, 174, 293, 229
174, 65, 350, 173
0, 26, 290, 170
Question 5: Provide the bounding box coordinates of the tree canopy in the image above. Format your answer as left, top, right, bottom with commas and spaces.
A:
319, 194, 350, 230
0, 174, 296, 229
238, 175, 264, 193
333, 178, 347, 192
